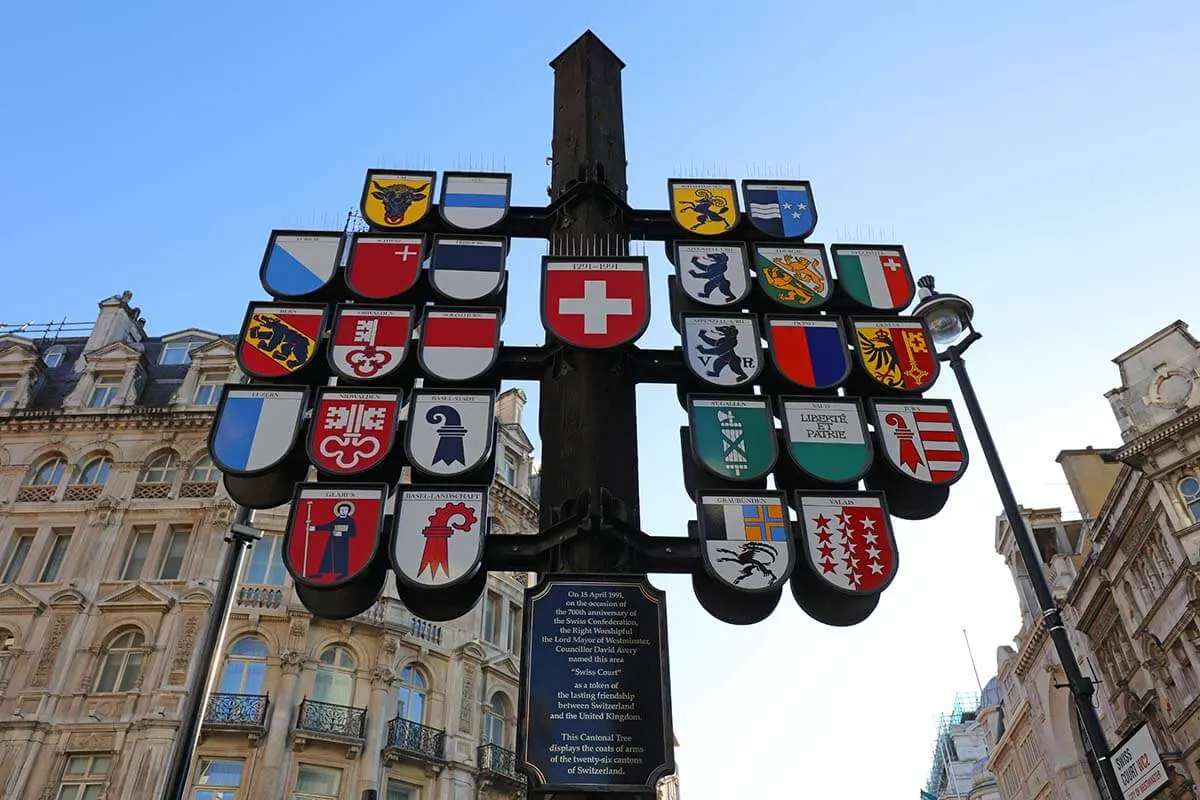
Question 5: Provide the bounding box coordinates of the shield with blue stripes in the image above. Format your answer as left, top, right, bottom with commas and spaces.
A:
438, 172, 511, 231
208, 386, 308, 475
259, 231, 343, 299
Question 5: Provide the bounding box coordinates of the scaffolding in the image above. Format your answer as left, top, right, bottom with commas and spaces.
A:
924, 691, 982, 798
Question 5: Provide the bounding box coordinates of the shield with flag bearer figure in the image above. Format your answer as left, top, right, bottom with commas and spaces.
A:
696, 491, 794, 592
438, 172, 512, 231
832, 245, 915, 312
870, 399, 968, 485
283, 484, 388, 590
345, 234, 424, 300
307, 388, 402, 476
236, 302, 326, 380
795, 491, 898, 596
687, 395, 777, 482
429, 236, 507, 301
418, 307, 502, 382
208, 386, 308, 476
779, 397, 873, 483
259, 231, 344, 299
327, 305, 413, 382
742, 180, 817, 239
392, 486, 488, 589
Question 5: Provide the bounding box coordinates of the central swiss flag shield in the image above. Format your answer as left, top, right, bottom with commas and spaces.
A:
540, 256, 650, 348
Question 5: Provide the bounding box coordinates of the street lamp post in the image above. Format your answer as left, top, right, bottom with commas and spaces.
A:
912, 276, 1125, 800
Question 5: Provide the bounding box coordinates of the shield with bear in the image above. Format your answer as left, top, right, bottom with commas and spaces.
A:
680, 313, 763, 388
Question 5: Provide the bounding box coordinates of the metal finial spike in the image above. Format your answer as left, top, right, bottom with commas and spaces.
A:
917, 275, 936, 291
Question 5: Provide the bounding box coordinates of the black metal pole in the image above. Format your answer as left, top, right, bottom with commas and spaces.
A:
161, 506, 257, 800
946, 342, 1124, 799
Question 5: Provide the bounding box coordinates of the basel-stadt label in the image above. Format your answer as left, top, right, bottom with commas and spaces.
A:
283, 484, 387, 589
345, 234, 424, 300
742, 180, 817, 239
392, 487, 487, 589
796, 492, 897, 596
779, 398, 872, 483
259, 231, 343, 298
327, 305, 413, 381
669, 179, 740, 236
871, 399, 967, 485
308, 389, 402, 475
752, 244, 831, 309
209, 386, 307, 475
541, 257, 651, 348
237, 303, 325, 379
405, 390, 496, 477
438, 172, 511, 231
674, 242, 751, 306
765, 316, 850, 389
360, 170, 435, 229
851, 318, 939, 392
696, 491, 794, 592
681, 314, 763, 387
687, 395, 777, 481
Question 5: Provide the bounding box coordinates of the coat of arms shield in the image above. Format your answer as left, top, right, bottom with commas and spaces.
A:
405, 389, 496, 478
283, 483, 388, 589
360, 170, 435, 229
696, 491, 794, 592
327, 305, 413, 382
795, 491, 897, 596
307, 388, 402, 476
669, 179, 740, 236
870, 399, 968, 485
392, 486, 488, 589
236, 302, 326, 380
687, 395, 777, 481
673, 242, 751, 307
680, 314, 763, 387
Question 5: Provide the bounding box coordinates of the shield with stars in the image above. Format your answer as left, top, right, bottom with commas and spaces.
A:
696, 491, 794, 593
687, 395, 777, 481
742, 180, 817, 239
795, 490, 897, 596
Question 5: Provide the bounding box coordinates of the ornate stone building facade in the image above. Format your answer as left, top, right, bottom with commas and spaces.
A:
982, 320, 1200, 800
0, 292, 543, 800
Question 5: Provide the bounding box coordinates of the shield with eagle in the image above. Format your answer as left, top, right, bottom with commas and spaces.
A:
850, 317, 939, 392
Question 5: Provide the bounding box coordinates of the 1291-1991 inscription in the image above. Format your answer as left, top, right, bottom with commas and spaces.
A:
517, 576, 675, 793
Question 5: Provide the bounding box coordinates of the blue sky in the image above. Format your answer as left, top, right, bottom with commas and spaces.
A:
4, 1, 1200, 796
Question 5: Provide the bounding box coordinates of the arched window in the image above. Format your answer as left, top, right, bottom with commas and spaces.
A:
188, 455, 220, 482
78, 456, 112, 486
313, 645, 356, 706
43, 346, 65, 369
483, 692, 510, 747
1179, 477, 1200, 522
218, 636, 269, 696
96, 629, 145, 692
0, 629, 14, 683
26, 456, 66, 486
140, 452, 178, 484
397, 665, 427, 723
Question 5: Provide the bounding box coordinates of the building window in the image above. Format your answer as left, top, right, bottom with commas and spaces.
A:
95, 628, 145, 693
244, 533, 287, 586
188, 455, 221, 482
483, 693, 510, 747
313, 645, 356, 706
294, 765, 341, 800
159, 342, 194, 366
0, 629, 14, 684
500, 452, 517, 485
120, 527, 155, 581
190, 757, 244, 800
193, 374, 224, 406
483, 591, 502, 645
28, 456, 67, 486
78, 456, 111, 486
0, 378, 16, 407
38, 530, 72, 583
1179, 477, 1200, 522
157, 526, 190, 580
87, 375, 122, 408
218, 636, 268, 696
2, 532, 35, 583
140, 452, 178, 484
386, 781, 416, 800
43, 346, 65, 369
55, 754, 110, 800
397, 665, 427, 723
508, 603, 522, 652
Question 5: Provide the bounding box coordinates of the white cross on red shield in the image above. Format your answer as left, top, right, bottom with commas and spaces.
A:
307, 388, 402, 475
540, 256, 650, 348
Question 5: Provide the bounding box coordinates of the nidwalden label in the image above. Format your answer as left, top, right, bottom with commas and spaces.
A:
518, 576, 674, 793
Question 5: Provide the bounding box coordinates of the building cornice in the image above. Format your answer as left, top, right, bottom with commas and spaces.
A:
1111, 406, 1200, 462
0, 408, 215, 434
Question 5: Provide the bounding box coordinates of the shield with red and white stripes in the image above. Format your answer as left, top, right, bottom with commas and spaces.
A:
870, 399, 968, 485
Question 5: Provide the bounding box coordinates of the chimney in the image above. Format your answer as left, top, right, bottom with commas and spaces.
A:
496, 388, 527, 425
79, 291, 145, 369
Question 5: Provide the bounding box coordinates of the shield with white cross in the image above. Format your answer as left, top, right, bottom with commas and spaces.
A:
540, 256, 651, 348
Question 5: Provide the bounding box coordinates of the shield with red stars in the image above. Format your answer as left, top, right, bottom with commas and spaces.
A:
795, 490, 897, 596
392, 486, 488, 589
283, 483, 388, 590
695, 491, 794, 593
307, 388, 402, 476
345, 234, 425, 300
327, 304, 413, 381
236, 302, 326, 379
870, 399, 969, 485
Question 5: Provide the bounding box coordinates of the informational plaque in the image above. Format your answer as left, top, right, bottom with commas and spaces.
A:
517, 575, 674, 793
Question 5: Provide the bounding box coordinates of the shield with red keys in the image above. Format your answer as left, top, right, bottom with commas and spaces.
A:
236, 302, 326, 379
541, 256, 651, 348
870, 399, 968, 485
327, 304, 413, 381
307, 388, 402, 475
346, 234, 424, 300
796, 490, 898, 596
418, 307, 501, 382
283, 483, 387, 589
